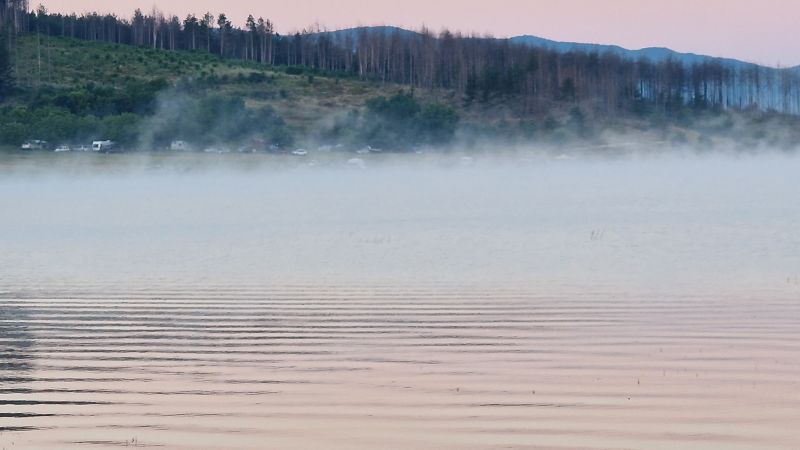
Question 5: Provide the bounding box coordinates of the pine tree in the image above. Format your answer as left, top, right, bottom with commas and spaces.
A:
217, 13, 230, 56
183, 14, 198, 50
245, 15, 256, 61
202, 12, 214, 53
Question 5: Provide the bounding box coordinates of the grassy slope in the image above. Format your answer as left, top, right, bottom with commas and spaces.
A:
11, 34, 445, 131
10, 34, 542, 130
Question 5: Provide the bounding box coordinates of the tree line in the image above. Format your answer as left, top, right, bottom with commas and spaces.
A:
3, 2, 800, 116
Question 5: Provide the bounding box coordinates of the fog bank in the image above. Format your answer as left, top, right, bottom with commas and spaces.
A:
1, 153, 798, 296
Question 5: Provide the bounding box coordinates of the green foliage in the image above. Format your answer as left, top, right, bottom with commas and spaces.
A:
26, 78, 168, 117
236, 72, 270, 84
101, 113, 142, 143
366, 93, 421, 121
145, 92, 291, 148
361, 92, 459, 149
285, 66, 305, 76
0, 74, 168, 146
0, 104, 142, 145
418, 103, 459, 145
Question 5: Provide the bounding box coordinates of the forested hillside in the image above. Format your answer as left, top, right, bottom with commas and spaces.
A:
1, 1, 799, 152
5, 2, 799, 115
0, 32, 466, 150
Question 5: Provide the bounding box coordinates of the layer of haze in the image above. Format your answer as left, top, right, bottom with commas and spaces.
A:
1, 153, 799, 294
40, 0, 800, 67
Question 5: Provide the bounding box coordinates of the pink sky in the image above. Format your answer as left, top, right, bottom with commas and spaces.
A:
40, 0, 800, 66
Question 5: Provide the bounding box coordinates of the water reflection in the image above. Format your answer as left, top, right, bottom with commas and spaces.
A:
0, 285, 797, 450
0, 296, 40, 432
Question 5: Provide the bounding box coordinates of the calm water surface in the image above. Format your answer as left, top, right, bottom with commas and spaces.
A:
1, 152, 799, 449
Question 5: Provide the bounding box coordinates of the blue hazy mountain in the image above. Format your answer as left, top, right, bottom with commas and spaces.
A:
509, 35, 743, 67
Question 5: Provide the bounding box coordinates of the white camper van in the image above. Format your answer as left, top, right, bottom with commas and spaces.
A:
92, 140, 117, 152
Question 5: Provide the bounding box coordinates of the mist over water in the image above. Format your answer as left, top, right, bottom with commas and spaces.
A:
1, 152, 798, 292
1, 151, 799, 449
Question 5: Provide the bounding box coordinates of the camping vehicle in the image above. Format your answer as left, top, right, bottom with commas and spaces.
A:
21, 140, 48, 150
92, 140, 117, 153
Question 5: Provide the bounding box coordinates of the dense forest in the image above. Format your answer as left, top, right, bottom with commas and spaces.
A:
1, 1, 800, 152
3, 1, 799, 116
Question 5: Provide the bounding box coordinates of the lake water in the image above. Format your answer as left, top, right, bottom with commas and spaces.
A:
1, 151, 799, 449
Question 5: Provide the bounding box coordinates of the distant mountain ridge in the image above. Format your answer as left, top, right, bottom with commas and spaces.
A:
509, 35, 744, 67
510, 35, 800, 72
321, 27, 798, 71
